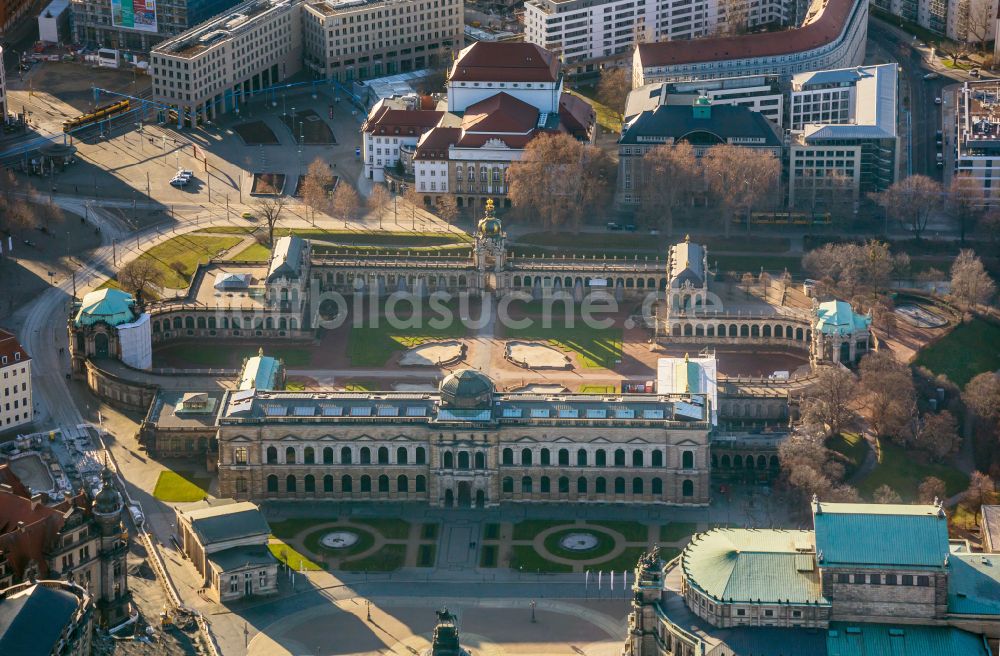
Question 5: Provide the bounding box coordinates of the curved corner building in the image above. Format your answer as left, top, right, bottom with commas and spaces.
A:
633, 0, 867, 85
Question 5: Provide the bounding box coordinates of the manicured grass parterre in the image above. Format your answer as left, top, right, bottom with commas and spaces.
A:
417, 544, 436, 567
914, 319, 1000, 387
152, 471, 209, 502
136, 234, 242, 288
421, 523, 439, 540
589, 521, 649, 542
826, 432, 870, 479
660, 522, 698, 543
512, 520, 566, 541
510, 545, 573, 573
353, 518, 411, 540
269, 518, 326, 539
856, 441, 969, 502
155, 343, 311, 368
348, 320, 467, 367
480, 544, 498, 568
483, 523, 500, 540
601, 546, 648, 572
339, 544, 407, 572
504, 322, 622, 369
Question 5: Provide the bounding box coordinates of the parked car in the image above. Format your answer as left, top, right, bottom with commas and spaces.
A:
169, 176, 189, 187
625, 224, 637, 232
971, 69, 981, 77
923, 72, 940, 80
934, 97, 943, 105
241, 211, 255, 220
606, 222, 622, 231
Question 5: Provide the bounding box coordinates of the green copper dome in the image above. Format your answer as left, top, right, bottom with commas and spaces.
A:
477, 216, 502, 238
74, 288, 137, 327
439, 370, 494, 408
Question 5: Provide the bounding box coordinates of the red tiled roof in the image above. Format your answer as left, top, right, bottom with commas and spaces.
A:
637, 0, 858, 67
364, 108, 444, 137
450, 42, 560, 83
413, 127, 462, 160
0, 490, 76, 580
0, 465, 31, 499
462, 93, 539, 134
558, 92, 596, 141
455, 132, 540, 149
0, 329, 29, 366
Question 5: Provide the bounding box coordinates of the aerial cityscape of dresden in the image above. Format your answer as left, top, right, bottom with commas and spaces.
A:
2, 0, 1000, 652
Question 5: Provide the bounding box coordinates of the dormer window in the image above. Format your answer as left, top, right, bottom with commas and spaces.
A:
14, 353, 19, 361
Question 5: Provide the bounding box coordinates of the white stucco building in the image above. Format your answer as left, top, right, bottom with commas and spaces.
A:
0, 329, 32, 433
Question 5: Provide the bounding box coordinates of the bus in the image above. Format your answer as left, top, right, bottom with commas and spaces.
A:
62, 99, 131, 133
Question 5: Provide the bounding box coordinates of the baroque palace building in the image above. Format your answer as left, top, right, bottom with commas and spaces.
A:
625, 499, 1000, 656
215, 369, 713, 507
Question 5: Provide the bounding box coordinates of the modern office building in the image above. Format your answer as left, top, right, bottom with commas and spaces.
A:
0, 329, 32, 434
633, 0, 866, 85
617, 97, 782, 207
625, 75, 784, 126
955, 81, 1000, 206
625, 500, 1000, 656
874, 0, 997, 44
788, 63, 899, 209
523, 0, 797, 70
149, 0, 303, 126
70, 0, 248, 53
301, 0, 463, 82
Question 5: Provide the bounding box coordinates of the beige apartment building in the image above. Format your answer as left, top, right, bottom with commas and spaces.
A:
301, 0, 463, 82
150, 0, 303, 127
0, 329, 31, 434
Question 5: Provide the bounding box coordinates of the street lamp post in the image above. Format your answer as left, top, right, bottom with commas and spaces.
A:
530, 600, 536, 623
366, 600, 372, 622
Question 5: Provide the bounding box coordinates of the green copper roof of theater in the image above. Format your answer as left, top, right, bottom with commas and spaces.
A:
816, 300, 871, 335
680, 529, 828, 605
813, 502, 950, 569
947, 548, 1000, 616
826, 623, 989, 656
74, 288, 136, 327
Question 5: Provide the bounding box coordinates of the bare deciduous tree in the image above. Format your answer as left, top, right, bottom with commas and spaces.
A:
950, 249, 996, 308
435, 195, 459, 225
639, 142, 700, 235
254, 196, 288, 247
367, 185, 392, 229
402, 187, 424, 227
802, 240, 907, 304
117, 258, 165, 296
872, 175, 943, 240
859, 351, 916, 441
507, 132, 615, 231
873, 484, 902, 504
965, 372, 1000, 424
798, 366, 858, 437
965, 471, 996, 510
964, 0, 995, 50
301, 157, 334, 224
918, 476, 947, 503
702, 144, 780, 237
948, 174, 984, 245
914, 410, 961, 461
330, 184, 361, 226
596, 67, 631, 118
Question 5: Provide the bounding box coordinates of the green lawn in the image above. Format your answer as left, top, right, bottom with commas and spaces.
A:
660, 522, 698, 543
135, 235, 242, 288
194, 226, 257, 235
156, 343, 312, 368
713, 254, 802, 275
348, 321, 467, 367
421, 523, 439, 540
579, 385, 615, 394
152, 471, 209, 502
567, 88, 622, 133
354, 518, 411, 540
269, 518, 327, 539
914, 320, 1000, 387
504, 322, 622, 369
856, 441, 969, 502
480, 544, 498, 568
268, 540, 323, 571
339, 544, 407, 572
589, 521, 649, 542
483, 523, 501, 540
417, 544, 436, 567
826, 432, 870, 479
510, 545, 573, 573
601, 546, 648, 572
512, 520, 567, 541
229, 242, 271, 262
